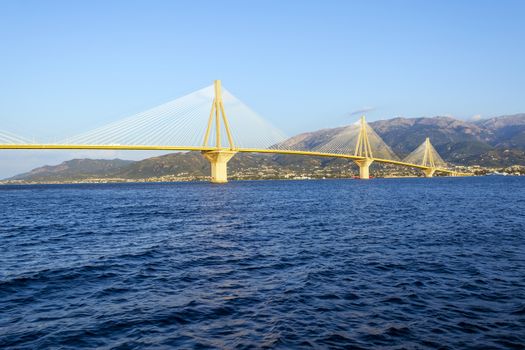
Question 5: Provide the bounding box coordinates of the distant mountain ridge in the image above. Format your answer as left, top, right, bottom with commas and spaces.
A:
371, 114, 525, 165
274, 113, 525, 165
9, 159, 135, 181
5, 114, 525, 182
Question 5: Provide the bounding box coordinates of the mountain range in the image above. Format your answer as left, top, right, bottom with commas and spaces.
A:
5, 114, 525, 182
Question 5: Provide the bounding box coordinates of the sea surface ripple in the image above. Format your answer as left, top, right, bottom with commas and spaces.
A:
1, 177, 524, 349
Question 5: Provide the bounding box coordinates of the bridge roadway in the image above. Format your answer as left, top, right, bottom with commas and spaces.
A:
0, 143, 454, 176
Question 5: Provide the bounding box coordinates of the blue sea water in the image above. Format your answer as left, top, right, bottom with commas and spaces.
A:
0, 177, 524, 349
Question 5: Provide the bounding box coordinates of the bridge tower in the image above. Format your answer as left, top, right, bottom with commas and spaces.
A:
353, 116, 374, 179
421, 137, 436, 178
201, 80, 237, 183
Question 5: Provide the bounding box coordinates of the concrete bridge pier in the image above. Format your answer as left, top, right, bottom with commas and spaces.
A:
353, 158, 374, 179
202, 150, 237, 183
422, 167, 436, 178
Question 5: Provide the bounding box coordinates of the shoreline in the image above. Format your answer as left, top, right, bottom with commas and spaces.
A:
0, 174, 485, 186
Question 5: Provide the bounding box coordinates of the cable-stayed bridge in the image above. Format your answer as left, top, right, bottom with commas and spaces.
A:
0, 80, 455, 183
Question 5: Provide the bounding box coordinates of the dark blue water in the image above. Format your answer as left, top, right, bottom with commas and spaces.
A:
1, 177, 524, 349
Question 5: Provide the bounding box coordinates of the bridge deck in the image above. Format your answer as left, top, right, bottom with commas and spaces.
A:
0, 144, 454, 174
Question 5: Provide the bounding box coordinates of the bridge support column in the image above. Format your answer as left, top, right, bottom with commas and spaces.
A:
422, 168, 436, 178
353, 158, 374, 179
202, 150, 237, 183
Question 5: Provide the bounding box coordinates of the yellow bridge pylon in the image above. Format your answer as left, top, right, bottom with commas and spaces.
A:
421, 137, 436, 177
201, 80, 237, 183
353, 116, 374, 179
402, 137, 445, 177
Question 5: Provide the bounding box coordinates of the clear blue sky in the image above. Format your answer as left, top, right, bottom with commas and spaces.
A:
0, 0, 524, 176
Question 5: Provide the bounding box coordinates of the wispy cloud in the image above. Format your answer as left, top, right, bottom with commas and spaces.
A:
346, 107, 375, 117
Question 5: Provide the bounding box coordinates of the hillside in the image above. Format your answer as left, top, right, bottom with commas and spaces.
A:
9, 159, 134, 181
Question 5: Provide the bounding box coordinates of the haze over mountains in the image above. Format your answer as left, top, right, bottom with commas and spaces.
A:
7, 114, 525, 182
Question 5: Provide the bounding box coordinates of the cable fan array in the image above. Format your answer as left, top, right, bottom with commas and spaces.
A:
270, 120, 400, 160
269, 116, 448, 167
0, 130, 33, 144
60, 85, 289, 150
403, 139, 447, 168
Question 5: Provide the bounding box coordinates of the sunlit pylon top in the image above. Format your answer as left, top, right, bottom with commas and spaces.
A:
354, 116, 373, 158
203, 80, 235, 149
